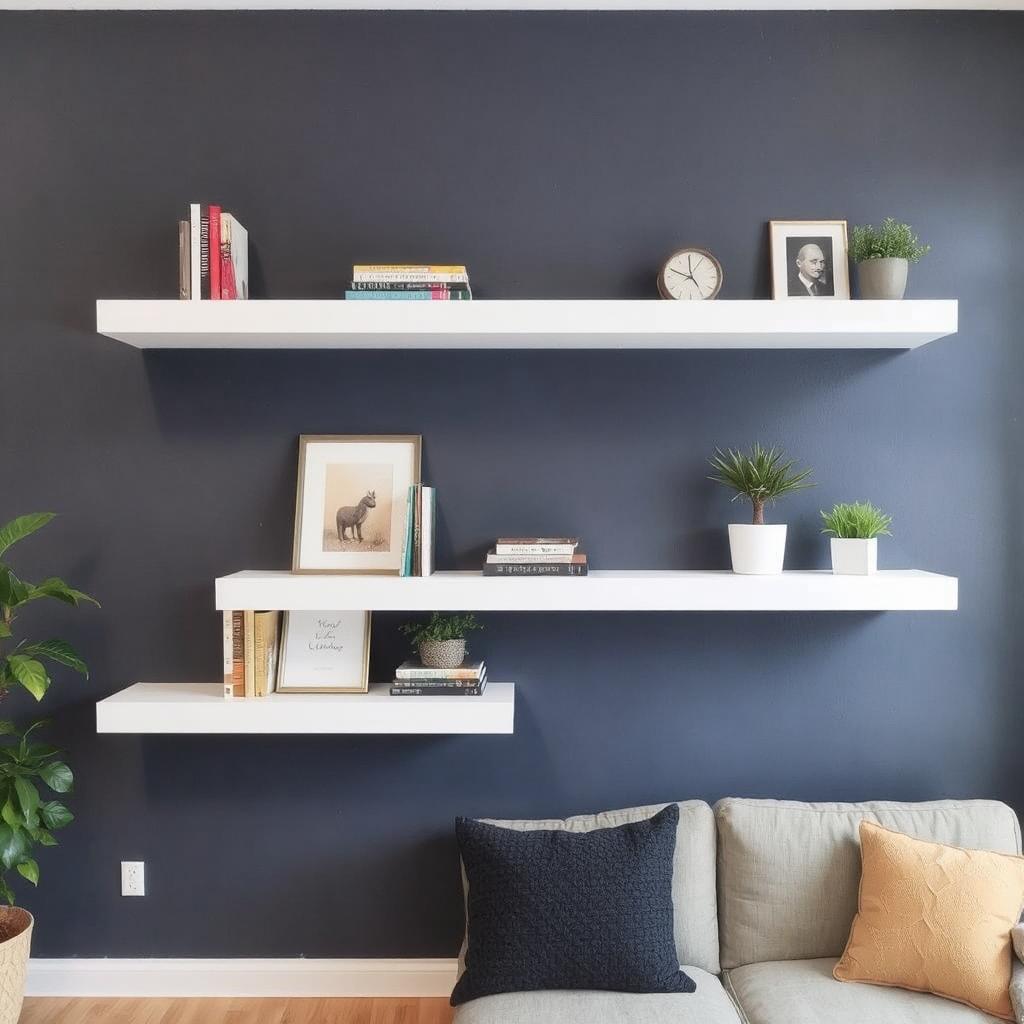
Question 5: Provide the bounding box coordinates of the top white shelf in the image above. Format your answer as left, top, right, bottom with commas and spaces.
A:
96, 299, 958, 350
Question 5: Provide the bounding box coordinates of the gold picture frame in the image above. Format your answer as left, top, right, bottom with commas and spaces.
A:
275, 610, 372, 693
292, 434, 422, 575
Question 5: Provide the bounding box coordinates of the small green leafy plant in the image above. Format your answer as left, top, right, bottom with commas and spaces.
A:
850, 218, 930, 264
821, 502, 893, 540
400, 612, 482, 648
708, 444, 813, 525
0, 513, 97, 904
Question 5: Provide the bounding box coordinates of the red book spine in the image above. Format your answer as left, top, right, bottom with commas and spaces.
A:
430, 289, 451, 300
208, 205, 221, 301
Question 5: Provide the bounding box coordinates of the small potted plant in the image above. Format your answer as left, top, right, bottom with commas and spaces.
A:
821, 501, 892, 575
0, 514, 95, 1024
850, 218, 930, 300
708, 444, 813, 575
400, 612, 482, 670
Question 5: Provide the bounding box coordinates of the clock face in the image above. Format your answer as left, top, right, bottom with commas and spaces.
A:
658, 248, 724, 300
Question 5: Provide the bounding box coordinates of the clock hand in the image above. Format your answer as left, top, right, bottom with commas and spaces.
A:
687, 255, 693, 274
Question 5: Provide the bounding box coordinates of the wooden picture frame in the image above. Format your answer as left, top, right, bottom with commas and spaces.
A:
769, 220, 850, 300
292, 434, 421, 574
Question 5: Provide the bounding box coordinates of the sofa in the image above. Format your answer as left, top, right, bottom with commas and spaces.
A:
453, 797, 1022, 1024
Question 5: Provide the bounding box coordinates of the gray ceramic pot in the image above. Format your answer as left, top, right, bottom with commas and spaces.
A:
857, 257, 908, 300
418, 638, 466, 670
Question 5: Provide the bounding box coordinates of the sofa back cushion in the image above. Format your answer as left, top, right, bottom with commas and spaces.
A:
466, 800, 720, 974
715, 798, 1022, 970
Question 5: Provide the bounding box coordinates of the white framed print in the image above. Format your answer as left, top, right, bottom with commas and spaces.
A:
276, 610, 371, 693
292, 434, 421, 574
769, 220, 850, 299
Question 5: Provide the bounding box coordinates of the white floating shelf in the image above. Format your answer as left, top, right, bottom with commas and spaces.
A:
215, 569, 958, 613
96, 682, 515, 735
96, 299, 958, 350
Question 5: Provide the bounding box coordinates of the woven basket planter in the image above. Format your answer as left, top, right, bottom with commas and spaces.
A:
418, 638, 466, 670
0, 907, 32, 1024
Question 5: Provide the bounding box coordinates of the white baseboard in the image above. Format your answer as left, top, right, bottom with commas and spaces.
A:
26, 957, 459, 998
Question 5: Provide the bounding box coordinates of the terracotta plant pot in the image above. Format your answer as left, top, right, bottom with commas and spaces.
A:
857, 257, 908, 299
418, 638, 466, 670
0, 907, 32, 1024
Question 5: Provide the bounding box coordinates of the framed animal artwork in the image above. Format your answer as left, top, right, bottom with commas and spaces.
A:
292, 435, 422, 574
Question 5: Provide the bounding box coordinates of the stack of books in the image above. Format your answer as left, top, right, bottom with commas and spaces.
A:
345, 264, 472, 301
483, 537, 589, 576
400, 484, 436, 576
390, 660, 487, 697
179, 204, 249, 300
222, 610, 280, 698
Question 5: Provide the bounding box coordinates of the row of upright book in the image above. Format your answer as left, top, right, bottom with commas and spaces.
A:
222, 610, 280, 698
483, 537, 589, 576
178, 204, 250, 300
401, 485, 436, 576
344, 264, 472, 301
390, 659, 487, 697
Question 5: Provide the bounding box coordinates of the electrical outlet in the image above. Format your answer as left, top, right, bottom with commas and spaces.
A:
121, 861, 145, 897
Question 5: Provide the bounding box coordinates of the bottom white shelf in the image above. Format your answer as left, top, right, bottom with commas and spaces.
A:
96, 682, 515, 735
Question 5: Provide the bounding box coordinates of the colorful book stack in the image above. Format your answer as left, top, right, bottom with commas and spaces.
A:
483, 537, 589, 576
390, 660, 487, 697
400, 485, 436, 576
178, 204, 249, 300
345, 264, 472, 301
222, 610, 281, 698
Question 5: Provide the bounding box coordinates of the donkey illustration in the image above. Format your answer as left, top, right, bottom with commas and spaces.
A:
337, 491, 377, 543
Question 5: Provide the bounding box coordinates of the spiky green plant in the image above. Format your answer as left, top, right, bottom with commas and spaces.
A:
850, 218, 930, 264
820, 502, 893, 540
708, 445, 813, 525
0, 513, 97, 904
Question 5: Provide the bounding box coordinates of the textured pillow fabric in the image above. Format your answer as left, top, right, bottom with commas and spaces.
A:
1011, 925, 1024, 1024
452, 803, 695, 1006
834, 820, 1024, 1021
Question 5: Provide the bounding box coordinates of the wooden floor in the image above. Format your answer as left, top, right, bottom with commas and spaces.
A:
20, 998, 455, 1024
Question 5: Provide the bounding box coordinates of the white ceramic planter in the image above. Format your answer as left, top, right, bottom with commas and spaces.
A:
857, 257, 908, 300
728, 524, 787, 575
830, 538, 878, 575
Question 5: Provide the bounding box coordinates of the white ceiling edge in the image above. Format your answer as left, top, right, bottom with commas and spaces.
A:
3, 0, 1023, 9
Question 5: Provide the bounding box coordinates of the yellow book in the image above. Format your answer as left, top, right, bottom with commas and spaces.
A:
252, 611, 281, 697
353, 264, 467, 274
243, 610, 255, 698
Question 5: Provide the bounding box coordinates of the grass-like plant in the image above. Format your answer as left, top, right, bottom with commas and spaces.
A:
850, 218, 930, 264
708, 444, 813, 525
820, 502, 893, 540
400, 612, 482, 648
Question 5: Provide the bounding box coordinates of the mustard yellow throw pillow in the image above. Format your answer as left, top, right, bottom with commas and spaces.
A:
834, 820, 1024, 1021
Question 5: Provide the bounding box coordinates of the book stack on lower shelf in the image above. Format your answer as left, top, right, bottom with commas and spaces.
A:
483, 537, 589, 576
390, 659, 487, 697
223, 610, 281, 698
344, 264, 472, 301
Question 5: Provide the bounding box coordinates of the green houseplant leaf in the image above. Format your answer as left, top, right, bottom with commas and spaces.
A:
0, 514, 56, 558
6, 656, 50, 701
708, 444, 814, 525
18, 640, 88, 678
38, 762, 73, 794
16, 859, 38, 886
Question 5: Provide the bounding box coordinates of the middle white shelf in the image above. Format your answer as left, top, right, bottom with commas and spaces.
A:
215, 569, 958, 613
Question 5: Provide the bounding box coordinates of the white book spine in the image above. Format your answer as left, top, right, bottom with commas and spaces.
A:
189, 203, 202, 302
421, 487, 434, 577
222, 610, 235, 699
352, 271, 469, 284
495, 544, 577, 555
487, 552, 582, 563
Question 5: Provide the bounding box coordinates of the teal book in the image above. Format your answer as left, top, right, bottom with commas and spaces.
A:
344, 290, 471, 300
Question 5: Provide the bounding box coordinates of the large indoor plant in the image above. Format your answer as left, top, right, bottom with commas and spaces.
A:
850, 218, 930, 300
0, 513, 95, 1023
821, 501, 892, 575
400, 612, 482, 670
709, 445, 813, 575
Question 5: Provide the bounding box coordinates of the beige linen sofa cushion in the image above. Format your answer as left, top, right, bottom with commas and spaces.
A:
725, 957, 1004, 1024
460, 800, 719, 975
716, 798, 1021, 970
453, 965, 741, 1024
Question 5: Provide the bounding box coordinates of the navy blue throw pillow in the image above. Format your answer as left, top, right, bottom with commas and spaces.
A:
451, 803, 695, 1005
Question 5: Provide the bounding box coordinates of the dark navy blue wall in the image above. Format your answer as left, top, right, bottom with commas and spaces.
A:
1, 10, 1022, 956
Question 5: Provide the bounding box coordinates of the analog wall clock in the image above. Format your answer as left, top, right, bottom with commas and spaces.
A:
658, 247, 724, 300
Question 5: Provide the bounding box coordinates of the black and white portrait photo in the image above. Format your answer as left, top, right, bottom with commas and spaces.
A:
770, 220, 850, 300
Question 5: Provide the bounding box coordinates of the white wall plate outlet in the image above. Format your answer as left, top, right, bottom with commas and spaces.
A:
121, 861, 145, 896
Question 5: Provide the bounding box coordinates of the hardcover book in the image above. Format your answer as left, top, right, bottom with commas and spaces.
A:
483, 562, 588, 576
178, 220, 190, 300
394, 660, 485, 680
343, 290, 469, 300
348, 280, 471, 293
220, 213, 249, 299
486, 551, 587, 564
391, 673, 486, 688
495, 538, 580, 555
189, 203, 202, 302
208, 204, 221, 301
390, 681, 486, 696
